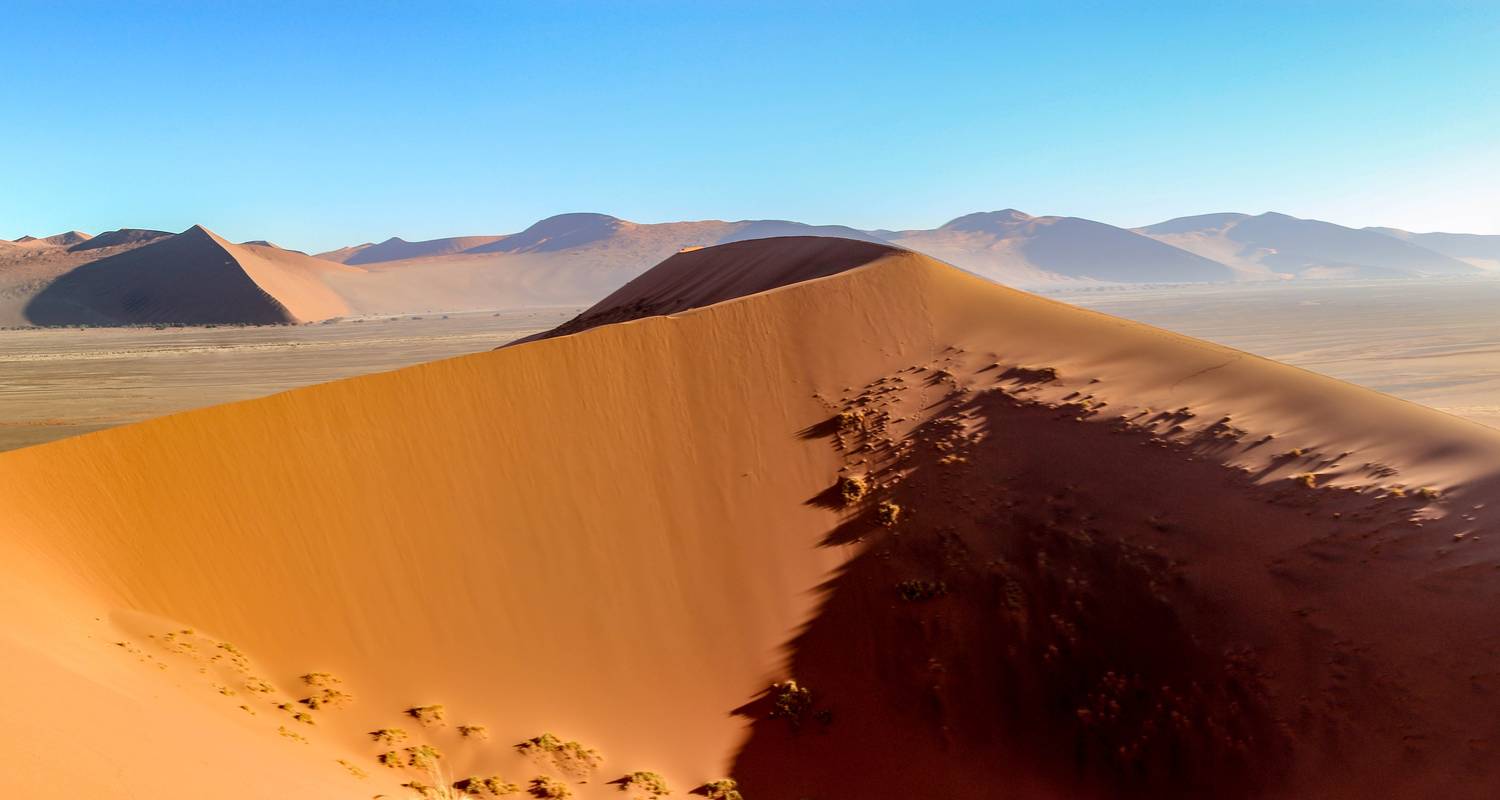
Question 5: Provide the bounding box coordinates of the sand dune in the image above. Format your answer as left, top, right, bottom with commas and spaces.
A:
9, 231, 92, 248
323, 235, 507, 265
70, 227, 173, 251
25, 226, 356, 326
886, 209, 1236, 284
1369, 226, 1500, 271
4, 237, 1500, 797
1140, 212, 1478, 278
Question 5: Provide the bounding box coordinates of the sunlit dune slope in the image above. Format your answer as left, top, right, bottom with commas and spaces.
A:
5, 239, 1500, 798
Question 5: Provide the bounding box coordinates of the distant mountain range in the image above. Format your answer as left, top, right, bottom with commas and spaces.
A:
3, 210, 1496, 326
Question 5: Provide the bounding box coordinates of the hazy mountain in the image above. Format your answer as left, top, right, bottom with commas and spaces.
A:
883, 210, 1236, 284
1367, 227, 1500, 271
1138, 212, 1478, 279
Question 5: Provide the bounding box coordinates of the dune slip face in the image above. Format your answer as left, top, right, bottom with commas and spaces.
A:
4, 239, 1500, 798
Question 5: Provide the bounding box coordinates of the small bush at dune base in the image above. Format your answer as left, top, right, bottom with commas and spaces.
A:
876, 500, 901, 526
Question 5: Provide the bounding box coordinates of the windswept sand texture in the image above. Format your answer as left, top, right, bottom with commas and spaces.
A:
5, 239, 1500, 798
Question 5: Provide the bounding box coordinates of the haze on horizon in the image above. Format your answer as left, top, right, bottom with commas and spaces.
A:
3, 0, 1497, 253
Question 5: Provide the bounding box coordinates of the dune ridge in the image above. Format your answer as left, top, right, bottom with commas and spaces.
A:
4, 239, 1500, 797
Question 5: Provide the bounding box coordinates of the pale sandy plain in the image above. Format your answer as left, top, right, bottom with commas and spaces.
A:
0, 309, 575, 451
6, 238, 1500, 798
1056, 274, 1500, 429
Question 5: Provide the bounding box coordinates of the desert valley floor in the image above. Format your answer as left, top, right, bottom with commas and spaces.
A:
6, 275, 1500, 452
0, 308, 576, 451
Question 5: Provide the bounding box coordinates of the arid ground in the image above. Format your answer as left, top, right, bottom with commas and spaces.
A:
1057, 274, 1500, 429
0, 309, 575, 451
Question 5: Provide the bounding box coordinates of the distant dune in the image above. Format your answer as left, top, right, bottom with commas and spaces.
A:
322, 234, 507, 265
6, 210, 1499, 327
1139, 212, 1479, 278
24, 226, 356, 325
1368, 226, 1500, 271
4, 238, 1500, 797
886, 209, 1236, 284
69, 227, 173, 251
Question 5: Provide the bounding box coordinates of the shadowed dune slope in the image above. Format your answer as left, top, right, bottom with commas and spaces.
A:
6, 240, 1500, 798
25, 226, 355, 325
521, 236, 900, 341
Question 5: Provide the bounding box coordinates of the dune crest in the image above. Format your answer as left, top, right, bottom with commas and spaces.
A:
4, 239, 1500, 797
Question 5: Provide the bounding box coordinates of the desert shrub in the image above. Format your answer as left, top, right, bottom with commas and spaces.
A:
876, 500, 901, 526
406, 744, 444, 770
618, 771, 670, 798
1294, 473, 1319, 489
1414, 486, 1441, 500
896, 579, 947, 602
301, 671, 340, 687
528, 776, 571, 798
458, 724, 490, 740
372, 728, 410, 745
838, 475, 868, 505
769, 680, 813, 728
379, 750, 406, 768
300, 688, 353, 709
455, 776, 520, 796
696, 778, 742, 799
407, 704, 447, 726
516, 733, 600, 775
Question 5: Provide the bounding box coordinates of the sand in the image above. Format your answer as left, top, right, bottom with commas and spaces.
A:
0, 309, 577, 451
4, 238, 1500, 797
1056, 275, 1500, 430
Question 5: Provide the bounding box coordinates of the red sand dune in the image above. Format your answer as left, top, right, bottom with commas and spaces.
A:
24, 225, 357, 325
3, 238, 1500, 798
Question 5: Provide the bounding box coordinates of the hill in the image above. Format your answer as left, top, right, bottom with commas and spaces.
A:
1368, 226, 1500, 271
1, 238, 1499, 797
885, 209, 1236, 284
1139, 212, 1479, 278
24, 225, 356, 325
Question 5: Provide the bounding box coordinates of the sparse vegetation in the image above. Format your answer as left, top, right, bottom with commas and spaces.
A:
528, 776, 572, 799
876, 500, 902, 526
407, 704, 447, 726
1294, 472, 1319, 489
455, 776, 520, 796
405, 744, 444, 770
896, 579, 947, 602
372, 727, 411, 745
458, 724, 490, 740
338, 759, 368, 779
618, 771, 670, 798
769, 680, 813, 729
695, 779, 742, 800
379, 751, 407, 768
300, 688, 353, 709
515, 733, 600, 775
838, 475, 867, 505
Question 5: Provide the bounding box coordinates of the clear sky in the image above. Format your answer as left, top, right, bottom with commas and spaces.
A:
3, 1, 1497, 252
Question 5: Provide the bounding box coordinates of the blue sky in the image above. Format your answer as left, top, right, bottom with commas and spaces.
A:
3, 1, 1497, 251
